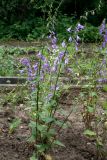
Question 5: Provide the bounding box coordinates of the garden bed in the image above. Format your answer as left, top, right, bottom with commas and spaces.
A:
0, 40, 107, 160
0, 88, 107, 160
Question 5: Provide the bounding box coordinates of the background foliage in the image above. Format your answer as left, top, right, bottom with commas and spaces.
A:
0, 0, 106, 41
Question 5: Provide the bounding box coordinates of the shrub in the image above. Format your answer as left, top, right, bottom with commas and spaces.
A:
79, 23, 102, 42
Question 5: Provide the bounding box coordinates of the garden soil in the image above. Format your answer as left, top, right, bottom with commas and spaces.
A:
0, 89, 107, 160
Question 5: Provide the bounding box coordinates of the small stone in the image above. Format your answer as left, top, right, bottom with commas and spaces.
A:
14, 154, 19, 158
20, 125, 24, 129
87, 142, 91, 145
20, 104, 24, 108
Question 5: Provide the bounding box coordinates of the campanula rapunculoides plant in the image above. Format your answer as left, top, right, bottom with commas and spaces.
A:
80, 20, 107, 160
99, 19, 107, 48
20, 24, 84, 160
66, 23, 84, 51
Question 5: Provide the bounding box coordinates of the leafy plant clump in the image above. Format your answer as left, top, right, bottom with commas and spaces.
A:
0, 47, 16, 76
80, 20, 107, 159
0, 15, 102, 43
79, 23, 102, 43
19, 24, 84, 159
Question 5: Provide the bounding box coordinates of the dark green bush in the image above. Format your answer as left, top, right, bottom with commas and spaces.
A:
0, 18, 48, 40
79, 24, 101, 43
0, 15, 102, 43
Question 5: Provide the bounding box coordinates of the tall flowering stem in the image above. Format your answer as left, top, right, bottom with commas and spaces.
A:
48, 45, 68, 132
100, 19, 107, 48
49, 60, 61, 117
36, 59, 41, 148
20, 28, 74, 159
52, 51, 67, 116
50, 108, 73, 147
98, 19, 107, 82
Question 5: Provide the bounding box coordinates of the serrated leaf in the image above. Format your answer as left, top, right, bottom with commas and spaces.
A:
83, 129, 96, 137
54, 140, 65, 147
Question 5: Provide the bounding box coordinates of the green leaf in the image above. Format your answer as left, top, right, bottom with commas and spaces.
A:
53, 140, 65, 147
37, 124, 47, 132
102, 102, 107, 110
63, 85, 70, 90
50, 100, 57, 108
30, 154, 38, 160
55, 120, 63, 127
91, 92, 97, 97
87, 106, 94, 113
83, 129, 96, 137
96, 139, 103, 147
27, 135, 35, 143
46, 128, 56, 137
42, 117, 54, 124
29, 121, 36, 128
36, 144, 49, 153
30, 157, 37, 160
29, 121, 37, 136
103, 85, 107, 92
9, 118, 21, 134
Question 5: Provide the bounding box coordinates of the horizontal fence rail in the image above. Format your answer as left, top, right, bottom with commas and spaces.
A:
0, 77, 26, 84
0, 77, 107, 90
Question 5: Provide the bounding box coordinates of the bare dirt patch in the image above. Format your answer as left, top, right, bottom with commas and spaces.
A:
0, 89, 107, 160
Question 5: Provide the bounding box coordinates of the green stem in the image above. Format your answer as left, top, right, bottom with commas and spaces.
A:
46, 62, 61, 133
50, 57, 63, 117
36, 60, 41, 145
47, 47, 68, 131
50, 108, 73, 147
51, 46, 69, 118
